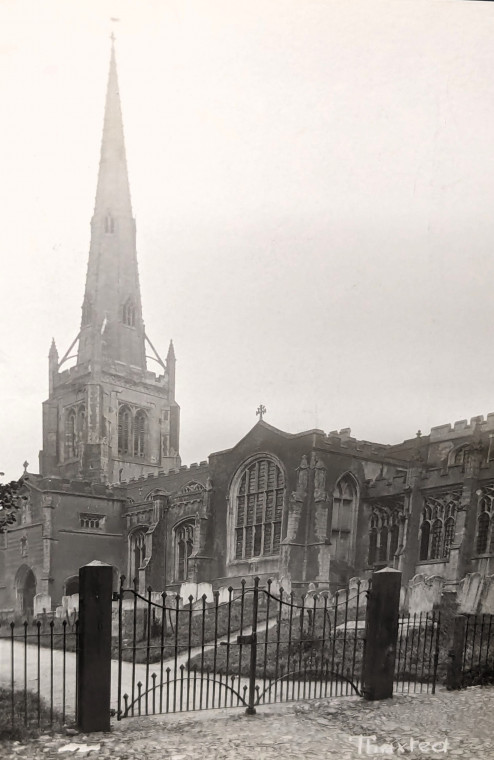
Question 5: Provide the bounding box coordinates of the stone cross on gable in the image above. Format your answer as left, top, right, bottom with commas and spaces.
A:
256, 404, 266, 422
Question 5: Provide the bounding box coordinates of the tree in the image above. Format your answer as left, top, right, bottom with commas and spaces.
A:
0, 479, 27, 533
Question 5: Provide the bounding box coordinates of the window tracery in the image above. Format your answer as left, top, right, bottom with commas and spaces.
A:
134, 409, 147, 458
129, 527, 147, 584
118, 405, 132, 455
332, 475, 358, 563
367, 505, 402, 566
175, 521, 194, 581
475, 484, 494, 555
232, 458, 285, 561
418, 489, 460, 562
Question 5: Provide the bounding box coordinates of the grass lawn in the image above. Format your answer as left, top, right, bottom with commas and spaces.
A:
116, 595, 274, 663
0, 687, 66, 741
0, 619, 78, 654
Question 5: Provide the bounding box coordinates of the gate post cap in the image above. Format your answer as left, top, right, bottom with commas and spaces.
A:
83, 560, 112, 567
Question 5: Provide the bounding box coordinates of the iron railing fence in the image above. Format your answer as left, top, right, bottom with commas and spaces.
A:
394, 611, 441, 694
0, 616, 78, 732
115, 576, 369, 719
460, 614, 494, 687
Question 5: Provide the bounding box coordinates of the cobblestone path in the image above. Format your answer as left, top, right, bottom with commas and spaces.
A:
2, 686, 493, 759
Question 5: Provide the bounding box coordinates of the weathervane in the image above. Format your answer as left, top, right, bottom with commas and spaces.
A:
256, 404, 266, 422
110, 17, 120, 42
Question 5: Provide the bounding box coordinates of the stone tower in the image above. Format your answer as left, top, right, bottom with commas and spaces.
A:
39, 40, 180, 483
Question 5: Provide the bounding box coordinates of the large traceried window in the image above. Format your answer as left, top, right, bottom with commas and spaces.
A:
175, 521, 194, 581
331, 475, 358, 563
234, 458, 285, 561
118, 405, 132, 455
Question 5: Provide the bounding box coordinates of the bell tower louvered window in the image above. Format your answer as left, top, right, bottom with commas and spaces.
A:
234, 458, 285, 561
123, 298, 136, 327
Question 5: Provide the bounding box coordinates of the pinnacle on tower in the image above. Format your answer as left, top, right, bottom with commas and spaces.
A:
167, 339, 176, 361
48, 338, 58, 360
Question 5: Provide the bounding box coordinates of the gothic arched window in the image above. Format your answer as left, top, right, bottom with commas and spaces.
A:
77, 405, 85, 451
475, 488, 494, 555
233, 458, 285, 561
477, 511, 490, 554
129, 528, 147, 584
134, 410, 147, 458
331, 475, 358, 563
175, 521, 194, 581
367, 509, 401, 567
419, 520, 431, 561
443, 516, 455, 557
419, 493, 459, 562
389, 523, 399, 561
65, 408, 76, 459
123, 298, 136, 327
368, 515, 378, 566
118, 405, 133, 455
378, 525, 388, 563
430, 519, 443, 560
453, 446, 468, 466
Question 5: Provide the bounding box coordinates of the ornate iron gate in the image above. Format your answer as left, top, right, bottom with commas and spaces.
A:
116, 577, 368, 719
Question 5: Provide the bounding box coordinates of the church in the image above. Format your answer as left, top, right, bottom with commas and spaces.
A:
1, 42, 494, 618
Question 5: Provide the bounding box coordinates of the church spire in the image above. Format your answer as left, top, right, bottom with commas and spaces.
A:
77, 38, 145, 369
93, 37, 132, 219
40, 36, 181, 484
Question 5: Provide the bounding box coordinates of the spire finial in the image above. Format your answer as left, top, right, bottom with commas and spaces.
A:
110, 17, 119, 43
166, 339, 176, 362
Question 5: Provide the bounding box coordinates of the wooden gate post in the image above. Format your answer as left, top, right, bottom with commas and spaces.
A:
362, 567, 401, 700
446, 615, 467, 690
77, 561, 113, 732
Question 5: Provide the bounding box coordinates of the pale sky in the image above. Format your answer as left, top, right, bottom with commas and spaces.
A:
1, 0, 494, 481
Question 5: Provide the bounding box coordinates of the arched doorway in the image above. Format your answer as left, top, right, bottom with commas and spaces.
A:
15, 565, 37, 618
